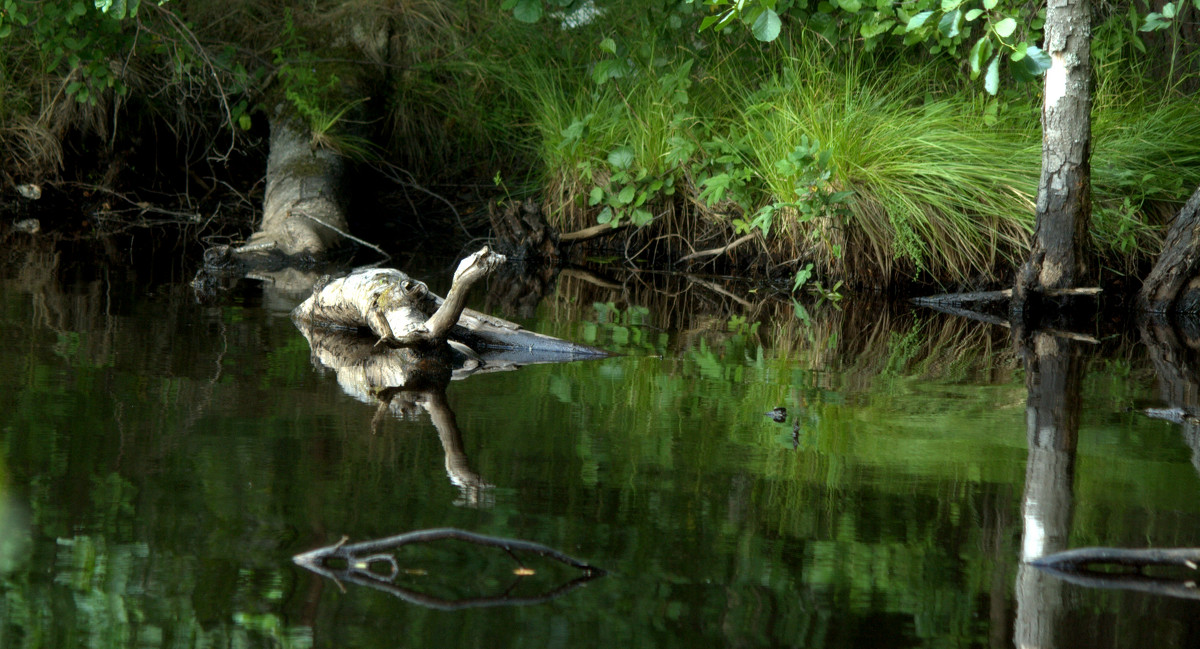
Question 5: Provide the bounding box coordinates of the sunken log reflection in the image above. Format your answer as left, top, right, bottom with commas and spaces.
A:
1030, 547, 1200, 600
1141, 315, 1200, 476
294, 307, 607, 506
1014, 332, 1082, 649
293, 528, 605, 610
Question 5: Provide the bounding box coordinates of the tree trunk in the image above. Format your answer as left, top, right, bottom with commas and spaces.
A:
242, 116, 349, 257
1139, 185, 1200, 313
1013, 0, 1093, 314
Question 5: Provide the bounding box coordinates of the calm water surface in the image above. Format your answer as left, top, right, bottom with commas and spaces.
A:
3, 245, 1200, 648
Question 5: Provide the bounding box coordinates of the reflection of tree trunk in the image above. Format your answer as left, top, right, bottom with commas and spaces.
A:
1014, 333, 1081, 649
1140, 317, 1200, 476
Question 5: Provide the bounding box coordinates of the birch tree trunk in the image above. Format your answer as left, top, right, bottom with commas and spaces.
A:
1013, 0, 1092, 314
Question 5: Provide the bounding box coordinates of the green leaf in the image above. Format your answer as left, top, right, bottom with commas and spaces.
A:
607, 146, 635, 170
1022, 45, 1052, 74
965, 8, 983, 20
968, 36, 993, 77
984, 55, 1000, 94
1010, 41, 1028, 61
511, 0, 543, 23
751, 8, 782, 40
1140, 12, 1170, 31
1163, 2, 1177, 18
983, 0, 998, 9
840, 0, 862, 12
588, 187, 604, 206
941, 0, 962, 11
860, 18, 897, 38
597, 206, 613, 225
698, 14, 722, 31
617, 185, 636, 205
631, 208, 653, 227
994, 17, 1017, 37
938, 9, 961, 37
906, 10, 934, 31
591, 59, 627, 84
599, 37, 617, 54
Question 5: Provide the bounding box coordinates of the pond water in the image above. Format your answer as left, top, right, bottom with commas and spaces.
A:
3, 239, 1200, 648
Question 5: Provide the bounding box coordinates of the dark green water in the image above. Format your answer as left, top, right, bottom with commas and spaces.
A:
3, 247, 1200, 648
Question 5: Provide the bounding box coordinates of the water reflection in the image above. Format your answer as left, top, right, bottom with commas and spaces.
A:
1015, 332, 1081, 649
293, 528, 604, 610
11, 237, 1200, 647
293, 313, 606, 507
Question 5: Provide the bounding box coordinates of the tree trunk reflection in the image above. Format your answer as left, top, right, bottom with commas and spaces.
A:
1014, 333, 1082, 649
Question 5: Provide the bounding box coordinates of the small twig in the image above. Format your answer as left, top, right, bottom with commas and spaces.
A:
377, 163, 470, 237
293, 209, 390, 262
685, 274, 754, 309
677, 233, 756, 264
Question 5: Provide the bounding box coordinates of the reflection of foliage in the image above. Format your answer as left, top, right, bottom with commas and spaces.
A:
581, 301, 667, 354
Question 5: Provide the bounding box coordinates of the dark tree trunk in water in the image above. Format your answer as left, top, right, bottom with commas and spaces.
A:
1013, 0, 1092, 314
1139, 186, 1200, 313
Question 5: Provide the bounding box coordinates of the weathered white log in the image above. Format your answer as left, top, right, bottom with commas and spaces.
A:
293, 247, 505, 347
292, 246, 610, 357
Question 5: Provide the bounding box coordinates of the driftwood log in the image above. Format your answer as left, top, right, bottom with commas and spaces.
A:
292, 246, 609, 357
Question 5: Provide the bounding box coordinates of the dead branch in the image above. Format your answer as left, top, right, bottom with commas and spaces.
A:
559, 222, 626, 243
915, 300, 1100, 343
676, 233, 757, 264
1032, 546, 1200, 572
912, 287, 1101, 307
1031, 547, 1200, 600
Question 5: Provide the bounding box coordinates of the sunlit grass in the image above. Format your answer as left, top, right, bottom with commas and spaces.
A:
488, 16, 1200, 285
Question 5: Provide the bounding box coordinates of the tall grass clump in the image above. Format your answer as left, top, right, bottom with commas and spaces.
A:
730, 48, 1040, 283
1089, 66, 1200, 272
476, 7, 1200, 286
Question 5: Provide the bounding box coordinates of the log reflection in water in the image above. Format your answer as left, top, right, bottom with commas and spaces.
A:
294, 311, 607, 507
293, 528, 605, 610
1031, 547, 1200, 600
1141, 315, 1200, 477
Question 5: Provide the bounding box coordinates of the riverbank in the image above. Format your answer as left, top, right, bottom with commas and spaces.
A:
2, 1, 1197, 290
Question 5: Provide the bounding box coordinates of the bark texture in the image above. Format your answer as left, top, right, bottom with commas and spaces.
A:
1139, 185, 1200, 313
244, 117, 349, 257
1014, 0, 1092, 310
